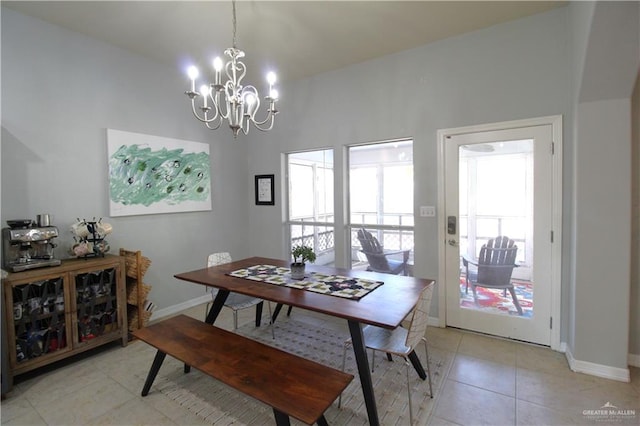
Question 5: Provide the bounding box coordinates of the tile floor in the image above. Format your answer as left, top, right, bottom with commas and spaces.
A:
2, 303, 639, 425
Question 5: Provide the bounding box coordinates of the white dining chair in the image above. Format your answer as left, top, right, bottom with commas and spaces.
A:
206, 252, 274, 339
339, 283, 434, 424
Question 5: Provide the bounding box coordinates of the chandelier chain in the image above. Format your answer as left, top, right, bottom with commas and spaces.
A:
232, 0, 237, 49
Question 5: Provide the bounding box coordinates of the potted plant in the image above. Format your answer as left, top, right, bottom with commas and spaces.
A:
290, 244, 316, 279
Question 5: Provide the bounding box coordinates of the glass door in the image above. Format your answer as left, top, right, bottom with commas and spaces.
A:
444, 125, 553, 345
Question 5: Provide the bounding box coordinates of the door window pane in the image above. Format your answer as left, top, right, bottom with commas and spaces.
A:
458, 139, 533, 316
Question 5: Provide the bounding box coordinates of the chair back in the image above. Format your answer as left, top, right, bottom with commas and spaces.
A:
405, 283, 435, 350
477, 236, 517, 287
357, 228, 391, 272
207, 252, 232, 267
357, 228, 383, 254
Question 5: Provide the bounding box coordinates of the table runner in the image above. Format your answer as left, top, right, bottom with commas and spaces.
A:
227, 264, 383, 300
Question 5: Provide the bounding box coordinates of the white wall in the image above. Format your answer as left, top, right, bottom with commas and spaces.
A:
573, 98, 631, 371
1, 8, 250, 311
568, 1, 638, 376
247, 6, 572, 321
631, 69, 640, 364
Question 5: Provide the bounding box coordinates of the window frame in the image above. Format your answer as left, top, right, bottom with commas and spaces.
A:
346, 138, 415, 271
284, 148, 336, 265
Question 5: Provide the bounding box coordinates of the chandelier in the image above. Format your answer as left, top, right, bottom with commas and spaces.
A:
185, 0, 279, 138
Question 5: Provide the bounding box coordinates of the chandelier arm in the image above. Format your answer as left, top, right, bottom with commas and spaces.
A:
205, 117, 224, 130
251, 108, 277, 127
189, 99, 205, 121
189, 100, 210, 123
212, 89, 231, 121
241, 119, 250, 136
189, 97, 225, 124
251, 113, 276, 132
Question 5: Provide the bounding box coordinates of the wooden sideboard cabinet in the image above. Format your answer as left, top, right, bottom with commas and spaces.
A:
2, 254, 127, 383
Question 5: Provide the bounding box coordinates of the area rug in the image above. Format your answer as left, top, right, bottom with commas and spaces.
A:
459, 278, 533, 318
152, 317, 447, 425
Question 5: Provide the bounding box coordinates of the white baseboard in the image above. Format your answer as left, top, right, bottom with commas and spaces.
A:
152, 295, 211, 322
565, 347, 631, 382
428, 316, 440, 327
629, 353, 640, 368
558, 341, 567, 353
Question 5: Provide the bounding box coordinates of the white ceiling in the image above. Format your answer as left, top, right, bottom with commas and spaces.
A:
4, 1, 567, 84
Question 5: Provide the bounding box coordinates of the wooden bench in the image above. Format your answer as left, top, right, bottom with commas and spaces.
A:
133, 314, 353, 426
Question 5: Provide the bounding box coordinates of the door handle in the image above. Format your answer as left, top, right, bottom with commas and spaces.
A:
448, 239, 458, 247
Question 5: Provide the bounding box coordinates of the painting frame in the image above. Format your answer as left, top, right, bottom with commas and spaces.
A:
255, 174, 275, 206
107, 129, 212, 217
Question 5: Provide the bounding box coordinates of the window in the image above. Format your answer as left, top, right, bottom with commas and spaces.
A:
348, 140, 414, 274
286, 149, 335, 266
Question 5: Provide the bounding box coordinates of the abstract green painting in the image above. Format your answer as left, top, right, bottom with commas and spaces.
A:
107, 129, 211, 216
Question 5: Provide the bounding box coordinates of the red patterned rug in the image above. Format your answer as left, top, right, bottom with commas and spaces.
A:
459, 278, 533, 318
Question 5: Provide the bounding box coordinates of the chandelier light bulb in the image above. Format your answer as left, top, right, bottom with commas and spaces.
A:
200, 84, 210, 107
266, 72, 277, 86
187, 66, 199, 92
213, 57, 223, 72
245, 92, 256, 106
187, 66, 199, 81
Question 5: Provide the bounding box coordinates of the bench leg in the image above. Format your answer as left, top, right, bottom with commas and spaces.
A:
272, 408, 291, 426
141, 350, 167, 396
348, 320, 380, 426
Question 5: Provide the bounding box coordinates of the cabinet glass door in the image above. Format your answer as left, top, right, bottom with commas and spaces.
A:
74, 268, 119, 343
10, 277, 68, 365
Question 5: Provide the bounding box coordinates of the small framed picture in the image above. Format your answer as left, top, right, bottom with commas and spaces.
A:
255, 174, 275, 205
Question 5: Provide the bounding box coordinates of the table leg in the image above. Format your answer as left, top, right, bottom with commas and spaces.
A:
205, 289, 230, 324
272, 303, 284, 323
272, 408, 291, 426
408, 350, 427, 380
141, 350, 166, 396
348, 320, 380, 426
255, 301, 264, 326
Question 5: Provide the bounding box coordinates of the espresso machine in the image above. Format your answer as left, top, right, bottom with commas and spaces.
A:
2, 217, 62, 272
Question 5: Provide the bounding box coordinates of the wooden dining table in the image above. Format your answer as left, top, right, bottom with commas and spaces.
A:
174, 256, 435, 426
